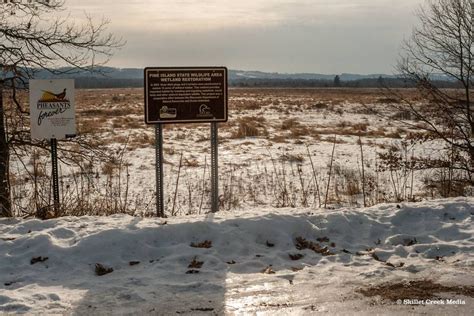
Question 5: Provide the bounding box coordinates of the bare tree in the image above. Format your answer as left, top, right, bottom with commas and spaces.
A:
0, 0, 123, 217
380, 0, 473, 191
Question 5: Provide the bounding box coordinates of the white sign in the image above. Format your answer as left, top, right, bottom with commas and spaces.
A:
29, 79, 76, 140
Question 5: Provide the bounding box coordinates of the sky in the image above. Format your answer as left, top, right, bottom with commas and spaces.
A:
67, 0, 424, 74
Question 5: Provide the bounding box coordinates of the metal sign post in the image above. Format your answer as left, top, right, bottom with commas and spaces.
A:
210, 122, 219, 212
29, 79, 76, 217
144, 67, 227, 216
50, 138, 60, 214
155, 124, 165, 217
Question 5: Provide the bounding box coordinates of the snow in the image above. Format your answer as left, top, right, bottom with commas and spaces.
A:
1, 198, 473, 314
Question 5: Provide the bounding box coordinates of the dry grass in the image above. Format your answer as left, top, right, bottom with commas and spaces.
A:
281, 118, 300, 130
229, 99, 266, 110
232, 122, 261, 138
101, 161, 118, 176
309, 101, 331, 110
280, 153, 304, 163
269, 135, 290, 143
290, 125, 311, 138
184, 158, 200, 167
231, 116, 268, 138
113, 116, 143, 129
231, 88, 420, 104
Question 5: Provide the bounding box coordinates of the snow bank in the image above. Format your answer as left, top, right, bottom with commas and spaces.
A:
0, 198, 473, 314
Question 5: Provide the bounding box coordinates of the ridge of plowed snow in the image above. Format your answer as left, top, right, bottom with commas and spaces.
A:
0, 198, 473, 314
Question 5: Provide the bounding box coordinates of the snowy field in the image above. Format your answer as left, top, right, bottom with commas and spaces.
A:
10, 87, 463, 217
1, 198, 473, 314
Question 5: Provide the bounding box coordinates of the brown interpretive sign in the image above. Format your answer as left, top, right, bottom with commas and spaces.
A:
144, 67, 228, 124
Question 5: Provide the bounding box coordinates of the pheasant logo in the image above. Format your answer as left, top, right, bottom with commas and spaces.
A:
39, 88, 68, 102
37, 88, 71, 111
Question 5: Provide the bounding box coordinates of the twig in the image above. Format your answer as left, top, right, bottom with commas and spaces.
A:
198, 156, 207, 215
324, 135, 337, 208
306, 145, 321, 208
171, 152, 183, 216
410, 148, 415, 200
297, 164, 307, 207
359, 136, 367, 207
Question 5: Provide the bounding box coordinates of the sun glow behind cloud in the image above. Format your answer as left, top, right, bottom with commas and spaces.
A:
68, 0, 417, 31
65, 0, 424, 73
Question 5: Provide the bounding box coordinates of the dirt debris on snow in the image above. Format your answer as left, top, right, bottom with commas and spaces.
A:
358, 279, 474, 302
295, 236, 334, 256
30, 256, 48, 265
190, 240, 212, 248
95, 263, 113, 276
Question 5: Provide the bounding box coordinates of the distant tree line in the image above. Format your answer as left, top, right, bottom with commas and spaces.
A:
72, 77, 462, 89
75, 77, 143, 88
230, 77, 462, 89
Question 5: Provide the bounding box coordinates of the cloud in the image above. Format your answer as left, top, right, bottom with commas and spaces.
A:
65, 0, 424, 73
68, 0, 421, 31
